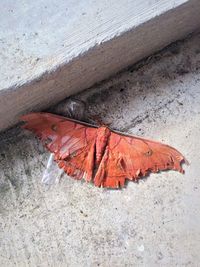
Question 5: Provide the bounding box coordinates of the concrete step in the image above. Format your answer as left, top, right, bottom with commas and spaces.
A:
0, 0, 200, 131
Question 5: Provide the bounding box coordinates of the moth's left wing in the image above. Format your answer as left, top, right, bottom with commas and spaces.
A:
94, 131, 187, 188
21, 112, 97, 182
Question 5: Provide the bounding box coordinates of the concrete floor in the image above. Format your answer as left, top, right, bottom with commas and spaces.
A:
0, 33, 200, 266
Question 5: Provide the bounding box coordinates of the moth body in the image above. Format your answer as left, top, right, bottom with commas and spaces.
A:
95, 126, 111, 165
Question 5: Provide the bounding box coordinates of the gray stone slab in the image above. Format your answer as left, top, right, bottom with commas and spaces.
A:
0, 0, 200, 131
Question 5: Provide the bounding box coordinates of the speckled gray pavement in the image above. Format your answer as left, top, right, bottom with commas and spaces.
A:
0, 33, 200, 266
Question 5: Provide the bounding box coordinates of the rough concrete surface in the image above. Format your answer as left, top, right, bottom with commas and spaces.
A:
0, 33, 200, 266
1, 0, 188, 89
1, 0, 200, 131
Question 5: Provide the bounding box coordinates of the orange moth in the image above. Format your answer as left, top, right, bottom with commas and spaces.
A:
21, 113, 187, 188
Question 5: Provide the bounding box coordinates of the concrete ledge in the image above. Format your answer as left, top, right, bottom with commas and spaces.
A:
0, 0, 200, 131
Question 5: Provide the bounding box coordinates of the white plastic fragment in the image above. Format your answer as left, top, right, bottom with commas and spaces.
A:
42, 153, 64, 185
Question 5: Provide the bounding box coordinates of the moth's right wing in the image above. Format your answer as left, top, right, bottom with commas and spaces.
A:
94, 131, 187, 188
